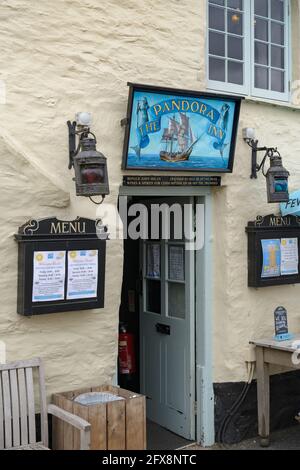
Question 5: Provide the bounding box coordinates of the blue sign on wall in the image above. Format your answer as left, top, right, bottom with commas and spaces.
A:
280, 189, 300, 217
122, 83, 242, 173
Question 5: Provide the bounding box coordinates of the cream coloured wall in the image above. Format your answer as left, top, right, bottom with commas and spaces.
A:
0, 0, 300, 396
213, 101, 300, 383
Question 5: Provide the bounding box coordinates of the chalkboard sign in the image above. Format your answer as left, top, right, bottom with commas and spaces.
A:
273, 306, 293, 342
274, 306, 288, 336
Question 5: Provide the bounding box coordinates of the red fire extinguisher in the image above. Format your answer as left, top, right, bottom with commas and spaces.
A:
118, 323, 136, 376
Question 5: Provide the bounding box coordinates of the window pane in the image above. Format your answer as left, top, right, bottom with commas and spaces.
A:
228, 61, 243, 84
255, 41, 269, 66
271, 0, 284, 21
228, 0, 243, 9
271, 45, 284, 69
271, 69, 284, 92
209, 0, 225, 5
227, 10, 243, 35
255, 66, 269, 89
255, 17, 268, 41
209, 57, 226, 82
255, 0, 268, 18
168, 245, 185, 282
146, 280, 161, 314
209, 5, 225, 31
209, 31, 225, 56
271, 22, 284, 45
147, 244, 160, 279
252, 0, 287, 96
228, 35, 243, 60
168, 283, 185, 319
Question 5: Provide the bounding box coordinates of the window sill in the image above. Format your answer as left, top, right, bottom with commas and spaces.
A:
205, 84, 300, 112
244, 96, 300, 112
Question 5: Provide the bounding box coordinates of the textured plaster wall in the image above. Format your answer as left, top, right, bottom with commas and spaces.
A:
0, 0, 300, 394
0, 129, 123, 396
213, 101, 300, 382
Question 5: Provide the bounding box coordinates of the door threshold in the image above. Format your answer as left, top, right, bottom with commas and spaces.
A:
176, 442, 204, 450
147, 420, 193, 451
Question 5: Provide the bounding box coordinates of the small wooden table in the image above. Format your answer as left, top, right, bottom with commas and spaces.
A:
250, 335, 300, 447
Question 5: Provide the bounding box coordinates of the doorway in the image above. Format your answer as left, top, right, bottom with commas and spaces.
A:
139, 197, 195, 440
118, 189, 214, 447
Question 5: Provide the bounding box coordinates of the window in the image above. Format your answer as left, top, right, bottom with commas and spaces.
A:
207, 0, 290, 101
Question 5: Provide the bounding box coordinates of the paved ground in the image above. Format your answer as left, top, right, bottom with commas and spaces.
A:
179, 425, 300, 450
147, 419, 300, 451
225, 426, 300, 450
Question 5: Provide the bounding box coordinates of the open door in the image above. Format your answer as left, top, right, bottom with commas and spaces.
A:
140, 197, 195, 440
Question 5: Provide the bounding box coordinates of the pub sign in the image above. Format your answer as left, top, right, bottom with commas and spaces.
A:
122, 83, 242, 172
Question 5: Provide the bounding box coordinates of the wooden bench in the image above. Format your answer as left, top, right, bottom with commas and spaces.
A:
0, 358, 91, 450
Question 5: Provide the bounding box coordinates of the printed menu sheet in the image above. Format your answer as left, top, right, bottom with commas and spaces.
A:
261, 239, 281, 278
261, 238, 299, 278
32, 251, 66, 302
280, 238, 299, 276
67, 250, 98, 300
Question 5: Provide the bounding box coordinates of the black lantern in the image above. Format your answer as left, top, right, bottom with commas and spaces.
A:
266, 153, 289, 203
67, 116, 109, 203
243, 129, 290, 204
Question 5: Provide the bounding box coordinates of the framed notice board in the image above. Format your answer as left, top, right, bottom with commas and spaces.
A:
15, 217, 108, 315
246, 214, 300, 288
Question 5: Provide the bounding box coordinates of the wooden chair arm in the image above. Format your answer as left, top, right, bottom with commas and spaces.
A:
48, 404, 91, 450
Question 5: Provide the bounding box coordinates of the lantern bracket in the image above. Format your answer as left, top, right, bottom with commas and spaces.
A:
67, 121, 77, 170
245, 138, 280, 179
67, 121, 97, 170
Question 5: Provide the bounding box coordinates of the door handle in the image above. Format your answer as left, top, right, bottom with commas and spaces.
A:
156, 323, 171, 335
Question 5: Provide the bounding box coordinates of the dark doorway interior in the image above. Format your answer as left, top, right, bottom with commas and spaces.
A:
118, 227, 140, 393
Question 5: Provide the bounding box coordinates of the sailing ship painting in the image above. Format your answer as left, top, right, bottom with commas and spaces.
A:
123, 86, 241, 172
160, 113, 200, 162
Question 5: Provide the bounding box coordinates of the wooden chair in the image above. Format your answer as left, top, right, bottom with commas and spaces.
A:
0, 358, 91, 450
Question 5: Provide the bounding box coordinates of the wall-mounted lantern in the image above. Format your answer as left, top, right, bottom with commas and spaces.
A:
67, 113, 109, 204
243, 128, 290, 203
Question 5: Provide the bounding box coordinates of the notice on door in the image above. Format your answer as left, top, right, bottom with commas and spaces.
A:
32, 251, 66, 302
147, 244, 160, 279
67, 250, 98, 300
169, 245, 185, 281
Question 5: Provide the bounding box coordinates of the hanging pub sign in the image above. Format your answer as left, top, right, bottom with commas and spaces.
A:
122, 83, 242, 172
15, 217, 108, 316
246, 214, 300, 288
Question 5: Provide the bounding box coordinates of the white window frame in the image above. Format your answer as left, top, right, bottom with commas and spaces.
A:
251, 0, 290, 101
206, 0, 291, 102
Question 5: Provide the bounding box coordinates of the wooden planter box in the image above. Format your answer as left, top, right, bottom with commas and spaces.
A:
52, 385, 146, 450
